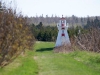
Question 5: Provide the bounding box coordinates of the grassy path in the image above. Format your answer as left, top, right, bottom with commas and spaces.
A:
35, 42, 100, 75
0, 41, 100, 75
0, 50, 38, 75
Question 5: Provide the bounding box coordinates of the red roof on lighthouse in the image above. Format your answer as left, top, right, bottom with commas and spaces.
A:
60, 15, 65, 20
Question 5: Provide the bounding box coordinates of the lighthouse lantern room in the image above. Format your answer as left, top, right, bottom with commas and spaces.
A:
55, 15, 70, 47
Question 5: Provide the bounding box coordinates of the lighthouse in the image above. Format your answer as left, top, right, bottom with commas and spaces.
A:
55, 16, 70, 47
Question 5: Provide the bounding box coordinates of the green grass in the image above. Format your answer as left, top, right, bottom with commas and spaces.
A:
0, 50, 38, 75
0, 41, 100, 75
35, 41, 100, 75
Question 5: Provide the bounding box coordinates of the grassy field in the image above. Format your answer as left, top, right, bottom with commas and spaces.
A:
0, 41, 100, 75
0, 50, 38, 75
34, 41, 100, 75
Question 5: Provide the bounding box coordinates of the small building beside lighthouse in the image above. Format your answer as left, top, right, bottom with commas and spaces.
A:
55, 16, 70, 47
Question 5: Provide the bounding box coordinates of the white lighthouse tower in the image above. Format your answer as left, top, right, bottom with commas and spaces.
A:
55, 16, 70, 47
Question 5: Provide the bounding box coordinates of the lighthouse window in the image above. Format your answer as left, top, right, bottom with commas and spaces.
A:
61, 20, 65, 23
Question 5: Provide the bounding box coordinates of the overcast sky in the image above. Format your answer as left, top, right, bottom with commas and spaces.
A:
3, 0, 100, 17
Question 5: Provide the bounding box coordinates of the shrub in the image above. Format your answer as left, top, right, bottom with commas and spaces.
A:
75, 27, 100, 52
54, 43, 72, 53
0, 1, 35, 67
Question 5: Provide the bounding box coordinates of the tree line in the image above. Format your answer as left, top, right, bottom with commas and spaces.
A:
27, 15, 100, 27
30, 22, 84, 42
30, 17, 100, 45
30, 22, 58, 42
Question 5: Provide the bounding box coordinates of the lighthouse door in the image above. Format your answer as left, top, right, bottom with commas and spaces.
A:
61, 36, 66, 45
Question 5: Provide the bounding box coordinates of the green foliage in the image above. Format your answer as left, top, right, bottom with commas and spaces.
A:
68, 26, 85, 38
30, 23, 57, 41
